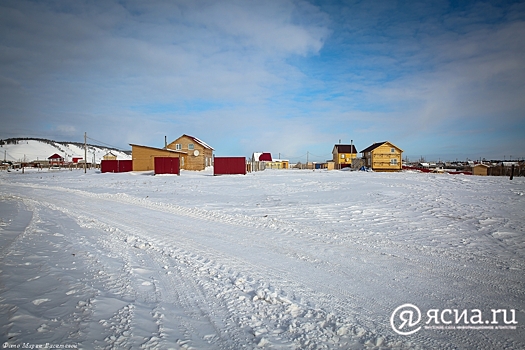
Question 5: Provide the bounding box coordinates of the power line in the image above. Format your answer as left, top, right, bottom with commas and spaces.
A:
85, 136, 124, 150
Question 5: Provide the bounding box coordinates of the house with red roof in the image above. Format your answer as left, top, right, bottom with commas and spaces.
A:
48, 153, 64, 166
250, 153, 289, 170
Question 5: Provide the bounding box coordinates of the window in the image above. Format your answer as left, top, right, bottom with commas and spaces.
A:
391, 148, 395, 153
175, 144, 181, 150
340, 154, 345, 159
390, 159, 398, 165
188, 143, 194, 150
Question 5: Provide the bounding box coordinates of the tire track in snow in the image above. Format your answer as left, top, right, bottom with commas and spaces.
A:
4, 181, 524, 349
10, 185, 404, 348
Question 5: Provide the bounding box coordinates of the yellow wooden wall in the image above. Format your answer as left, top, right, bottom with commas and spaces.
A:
473, 165, 489, 176
131, 145, 183, 171
167, 135, 213, 171
333, 152, 357, 166
368, 143, 402, 172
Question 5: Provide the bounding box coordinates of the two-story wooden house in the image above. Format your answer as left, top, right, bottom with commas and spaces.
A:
360, 141, 403, 172
166, 134, 214, 171
332, 144, 358, 169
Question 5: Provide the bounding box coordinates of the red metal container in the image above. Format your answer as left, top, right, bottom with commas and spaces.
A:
154, 157, 180, 175
118, 160, 133, 172
101, 160, 118, 173
101, 160, 133, 173
214, 157, 246, 175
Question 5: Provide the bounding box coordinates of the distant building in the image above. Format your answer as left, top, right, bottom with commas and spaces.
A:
48, 153, 64, 166
252, 152, 273, 171
265, 159, 289, 169
360, 141, 403, 172
102, 152, 117, 161
332, 144, 358, 169
472, 163, 491, 176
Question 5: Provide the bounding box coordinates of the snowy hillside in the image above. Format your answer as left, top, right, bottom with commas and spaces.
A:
0, 138, 131, 163
1, 169, 524, 349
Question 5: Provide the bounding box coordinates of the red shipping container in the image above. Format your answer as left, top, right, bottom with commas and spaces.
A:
154, 157, 180, 175
101, 160, 118, 173
101, 160, 133, 173
118, 160, 133, 172
214, 157, 246, 175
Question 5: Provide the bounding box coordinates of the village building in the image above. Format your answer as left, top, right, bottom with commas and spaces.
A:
472, 163, 491, 176
102, 151, 117, 161
130, 134, 213, 172
48, 153, 64, 166
265, 159, 289, 169
332, 144, 358, 169
130, 144, 186, 172
166, 135, 214, 171
360, 141, 403, 172
251, 152, 273, 171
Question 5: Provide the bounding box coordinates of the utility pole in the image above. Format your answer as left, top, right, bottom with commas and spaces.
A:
84, 132, 87, 173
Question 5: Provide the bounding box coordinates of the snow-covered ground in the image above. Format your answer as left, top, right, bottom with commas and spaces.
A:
0, 168, 524, 349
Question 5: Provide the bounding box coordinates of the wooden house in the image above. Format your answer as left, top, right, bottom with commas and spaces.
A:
360, 141, 403, 172
166, 135, 214, 171
102, 151, 117, 161
265, 159, 289, 169
130, 144, 186, 171
332, 144, 358, 169
472, 163, 490, 176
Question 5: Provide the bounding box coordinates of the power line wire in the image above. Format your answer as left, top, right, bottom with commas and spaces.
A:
86, 136, 124, 150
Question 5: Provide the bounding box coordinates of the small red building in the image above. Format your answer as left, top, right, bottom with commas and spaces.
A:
48, 153, 64, 166
214, 157, 246, 175
154, 157, 180, 175
101, 160, 133, 173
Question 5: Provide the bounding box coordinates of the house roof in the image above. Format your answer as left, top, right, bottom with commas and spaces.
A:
252, 152, 273, 162
360, 141, 403, 153
129, 144, 187, 154
48, 153, 63, 159
333, 145, 357, 154
182, 134, 214, 150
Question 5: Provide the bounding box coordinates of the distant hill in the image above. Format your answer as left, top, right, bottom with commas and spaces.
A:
0, 138, 131, 163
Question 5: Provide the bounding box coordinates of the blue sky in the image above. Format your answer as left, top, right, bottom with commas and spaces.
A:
1, 0, 524, 162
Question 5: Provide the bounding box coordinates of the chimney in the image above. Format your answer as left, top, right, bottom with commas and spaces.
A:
164, 136, 167, 149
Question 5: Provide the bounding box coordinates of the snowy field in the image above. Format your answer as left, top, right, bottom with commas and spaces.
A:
0, 168, 524, 349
